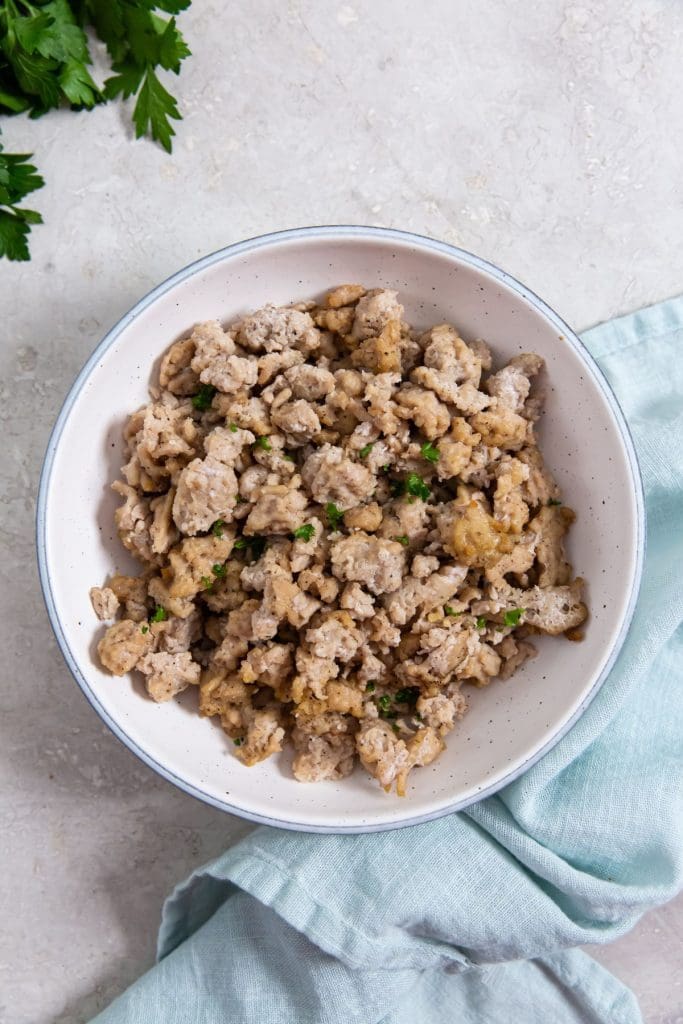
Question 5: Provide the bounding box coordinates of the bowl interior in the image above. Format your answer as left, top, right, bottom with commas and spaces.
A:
40, 229, 641, 831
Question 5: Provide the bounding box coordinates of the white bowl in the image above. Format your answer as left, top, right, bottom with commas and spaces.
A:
37, 226, 644, 832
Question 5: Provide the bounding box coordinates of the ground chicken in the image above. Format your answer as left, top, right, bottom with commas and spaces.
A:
92, 284, 587, 795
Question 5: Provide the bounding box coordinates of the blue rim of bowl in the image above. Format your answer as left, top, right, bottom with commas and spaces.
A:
36, 225, 646, 833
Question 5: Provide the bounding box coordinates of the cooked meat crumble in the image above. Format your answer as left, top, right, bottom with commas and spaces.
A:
92, 286, 587, 795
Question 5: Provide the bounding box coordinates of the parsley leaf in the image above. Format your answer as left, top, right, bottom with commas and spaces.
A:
325, 502, 344, 530
233, 538, 248, 549
444, 605, 461, 617
377, 694, 391, 712
475, 616, 487, 630
151, 605, 168, 622
358, 443, 373, 459
420, 441, 440, 463
228, 422, 238, 432
200, 575, 213, 590
233, 736, 243, 747
394, 534, 409, 546
212, 562, 227, 578
365, 681, 376, 693
503, 608, 525, 627
211, 519, 225, 538
0, 143, 44, 261
293, 524, 315, 542
255, 435, 272, 451
548, 498, 562, 507
191, 384, 216, 410
131, 65, 181, 152
140, 624, 149, 634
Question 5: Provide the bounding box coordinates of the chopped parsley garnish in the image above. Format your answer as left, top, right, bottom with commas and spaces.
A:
503, 608, 525, 627
282, 454, 294, 462
394, 686, 420, 705
444, 605, 461, 617
325, 503, 345, 530
420, 441, 440, 463
200, 576, 213, 590
140, 625, 149, 634
212, 563, 227, 578
191, 384, 216, 411
391, 472, 431, 501
365, 681, 376, 693
293, 524, 315, 542
212, 519, 226, 538
255, 436, 272, 451
233, 538, 248, 549
405, 473, 431, 501
233, 737, 243, 747
394, 534, 409, 546
475, 616, 487, 630
151, 606, 168, 623
548, 498, 562, 506
359, 443, 374, 459
229, 423, 238, 432
381, 464, 391, 473
377, 694, 392, 712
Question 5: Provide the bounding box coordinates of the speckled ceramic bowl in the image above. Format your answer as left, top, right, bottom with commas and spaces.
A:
37, 226, 644, 832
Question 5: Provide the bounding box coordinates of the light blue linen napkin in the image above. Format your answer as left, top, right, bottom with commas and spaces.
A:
93, 297, 683, 1024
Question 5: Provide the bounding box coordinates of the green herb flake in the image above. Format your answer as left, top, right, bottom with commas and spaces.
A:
475, 616, 487, 630
365, 681, 376, 693
394, 686, 420, 705
140, 625, 149, 634
233, 737, 243, 747
233, 538, 248, 550
282, 454, 294, 462
211, 519, 226, 538
191, 384, 217, 411
255, 436, 272, 451
151, 606, 168, 623
444, 605, 461, 617
229, 423, 238, 432
420, 441, 440, 463
394, 534, 409, 546
293, 524, 315, 542
503, 608, 525, 628
548, 498, 562, 506
377, 694, 392, 712
359, 443, 374, 459
200, 575, 213, 591
325, 502, 345, 530
405, 473, 431, 501
212, 563, 227, 578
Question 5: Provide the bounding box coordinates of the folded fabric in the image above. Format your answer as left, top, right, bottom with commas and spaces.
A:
93, 297, 683, 1024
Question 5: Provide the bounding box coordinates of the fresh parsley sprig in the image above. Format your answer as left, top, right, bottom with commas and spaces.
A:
0, 0, 192, 260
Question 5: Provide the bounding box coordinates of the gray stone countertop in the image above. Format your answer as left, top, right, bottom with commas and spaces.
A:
1, 2, 681, 1021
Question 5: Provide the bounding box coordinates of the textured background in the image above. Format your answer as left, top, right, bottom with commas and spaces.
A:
1, 2, 682, 1021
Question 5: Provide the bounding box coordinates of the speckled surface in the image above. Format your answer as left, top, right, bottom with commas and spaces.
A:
1, 2, 682, 1021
